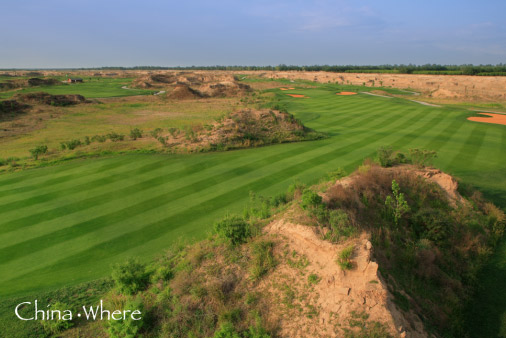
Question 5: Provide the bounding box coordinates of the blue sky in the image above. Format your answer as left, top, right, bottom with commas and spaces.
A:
1, 0, 505, 67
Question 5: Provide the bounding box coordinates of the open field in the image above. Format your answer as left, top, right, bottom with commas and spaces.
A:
1, 83, 505, 301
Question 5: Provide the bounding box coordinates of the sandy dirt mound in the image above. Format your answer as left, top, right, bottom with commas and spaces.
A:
467, 112, 506, 126
198, 81, 251, 97
132, 72, 237, 89
166, 84, 204, 100
286, 94, 307, 98
160, 109, 321, 152
336, 92, 357, 95
259, 220, 426, 338
15, 92, 87, 106
27, 78, 60, 86
0, 100, 30, 119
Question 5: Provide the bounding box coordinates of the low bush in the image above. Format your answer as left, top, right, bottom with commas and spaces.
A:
409, 148, 437, 168
29, 145, 48, 160
300, 189, 322, 210
337, 245, 354, 270
111, 258, 150, 295
40, 301, 74, 335
62, 139, 82, 150
91, 134, 107, 143
107, 132, 125, 142
325, 209, 356, 242
107, 296, 144, 338
327, 167, 347, 181
130, 128, 143, 140
214, 215, 251, 246
150, 128, 163, 138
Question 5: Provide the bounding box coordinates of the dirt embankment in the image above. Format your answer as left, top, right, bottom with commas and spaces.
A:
0, 78, 60, 91
160, 109, 322, 152
14, 92, 87, 106
236, 71, 506, 102
261, 221, 426, 337
133, 72, 252, 98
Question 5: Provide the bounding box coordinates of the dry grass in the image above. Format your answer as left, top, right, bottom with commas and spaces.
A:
0, 94, 251, 159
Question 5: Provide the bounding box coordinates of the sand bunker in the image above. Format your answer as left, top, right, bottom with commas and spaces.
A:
286, 94, 307, 98
467, 113, 506, 126
280, 87, 296, 91
336, 92, 357, 96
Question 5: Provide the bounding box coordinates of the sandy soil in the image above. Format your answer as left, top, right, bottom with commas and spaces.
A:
467, 112, 506, 126
259, 220, 427, 338
286, 94, 307, 98
336, 92, 357, 96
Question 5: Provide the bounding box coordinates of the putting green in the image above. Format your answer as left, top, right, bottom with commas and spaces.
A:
0, 86, 505, 300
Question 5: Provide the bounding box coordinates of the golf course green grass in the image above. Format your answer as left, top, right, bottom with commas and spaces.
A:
1, 85, 505, 335
0, 77, 154, 99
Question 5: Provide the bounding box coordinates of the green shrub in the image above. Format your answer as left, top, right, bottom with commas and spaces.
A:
150, 128, 163, 138
40, 301, 74, 335
29, 145, 48, 160
385, 180, 410, 226
214, 215, 251, 246
326, 209, 356, 242
327, 167, 347, 181
409, 148, 437, 168
212, 322, 241, 338
301, 189, 322, 210
0, 158, 5, 166
157, 136, 167, 146
377, 146, 394, 167
130, 128, 143, 140
91, 134, 107, 143
107, 297, 144, 338
63, 139, 82, 150
84, 135, 91, 145
107, 132, 125, 142
111, 258, 150, 295
337, 245, 354, 270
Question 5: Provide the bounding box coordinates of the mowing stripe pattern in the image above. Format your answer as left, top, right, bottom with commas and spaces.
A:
0, 87, 505, 298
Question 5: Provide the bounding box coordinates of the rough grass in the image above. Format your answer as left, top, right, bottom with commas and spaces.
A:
0, 96, 248, 159
0, 83, 505, 335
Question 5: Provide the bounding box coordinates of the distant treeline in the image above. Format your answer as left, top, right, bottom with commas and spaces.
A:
3, 64, 506, 76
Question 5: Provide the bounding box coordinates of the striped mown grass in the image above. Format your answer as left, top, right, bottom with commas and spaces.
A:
0, 85, 505, 299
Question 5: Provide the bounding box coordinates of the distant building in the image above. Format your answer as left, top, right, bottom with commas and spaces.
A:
67, 78, 83, 83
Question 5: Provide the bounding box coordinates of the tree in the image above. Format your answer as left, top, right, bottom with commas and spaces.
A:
29, 145, 48, 160
385, 180, 410, 226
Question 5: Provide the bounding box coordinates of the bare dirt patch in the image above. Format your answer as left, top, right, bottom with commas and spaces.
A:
336, 92, 357, 96
467, 112, 506, 126
259, 220, 426, 337
286, 94, 307, 98
280, 87, 296, 91
167, 84, 203, 100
